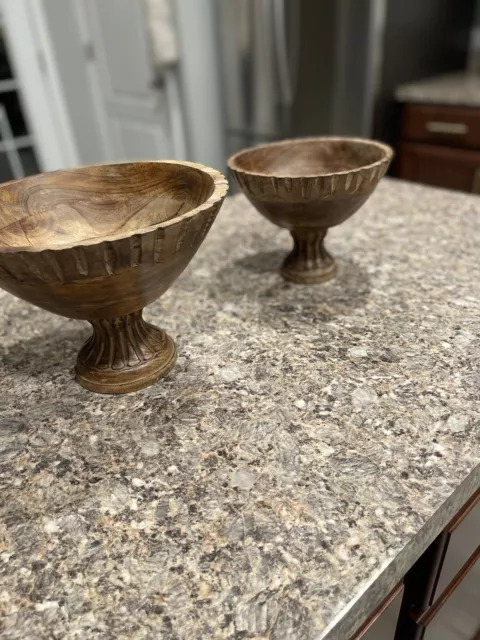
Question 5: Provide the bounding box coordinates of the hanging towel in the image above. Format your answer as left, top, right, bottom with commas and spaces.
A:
144, 0, 179, 67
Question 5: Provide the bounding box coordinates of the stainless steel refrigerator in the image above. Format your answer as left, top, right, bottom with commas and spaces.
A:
215, 0, 475, 160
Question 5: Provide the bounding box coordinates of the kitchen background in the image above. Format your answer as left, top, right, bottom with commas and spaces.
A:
0, 1, 478, 639
2, 0, 480, 192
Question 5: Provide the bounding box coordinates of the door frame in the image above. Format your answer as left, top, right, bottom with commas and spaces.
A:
1, 0, 80, 171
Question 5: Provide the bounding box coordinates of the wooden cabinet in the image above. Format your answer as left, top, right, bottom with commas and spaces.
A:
356, 587, 403, 640
401, 103, 480, 149
396, 103, 480, 193
424, 569, 480, 640
349, 489, 480, 640
435, 501, 480, 596
397, 142, 480, 193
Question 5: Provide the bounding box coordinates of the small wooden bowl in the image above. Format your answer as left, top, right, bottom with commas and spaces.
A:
0, 161, 228, 393
228, 137, 392, 284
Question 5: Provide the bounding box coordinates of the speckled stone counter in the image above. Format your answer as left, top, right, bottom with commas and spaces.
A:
0, 180, 479, 640
396, 71, 480, 107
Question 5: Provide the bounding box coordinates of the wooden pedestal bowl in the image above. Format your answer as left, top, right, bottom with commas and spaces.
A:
229, 137, 392, 284
0, 161, 228, 394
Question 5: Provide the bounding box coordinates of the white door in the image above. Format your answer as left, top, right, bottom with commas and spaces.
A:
73, 0, 174, 162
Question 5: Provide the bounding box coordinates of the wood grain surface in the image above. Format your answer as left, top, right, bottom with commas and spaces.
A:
229, 137, 392, 284
0, 161, 216, 250
0, 160, 228, 393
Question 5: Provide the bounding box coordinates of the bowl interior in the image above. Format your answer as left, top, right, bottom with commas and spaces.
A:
230, 138, 389, 177
0, 162, 215, 250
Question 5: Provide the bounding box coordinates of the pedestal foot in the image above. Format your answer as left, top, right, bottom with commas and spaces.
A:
75, 310, 176, 394
281, 228, 337, 284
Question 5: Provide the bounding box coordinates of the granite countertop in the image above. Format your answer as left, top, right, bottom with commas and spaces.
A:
0, 180, 479, 640
396, 71, 480, 107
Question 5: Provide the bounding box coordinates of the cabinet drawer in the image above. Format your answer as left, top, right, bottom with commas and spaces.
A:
436, 496, 480, 597
396, 141, 480, 192
415, 490, 480, 634
402, 104, 480, 149
355, 586, 403, 640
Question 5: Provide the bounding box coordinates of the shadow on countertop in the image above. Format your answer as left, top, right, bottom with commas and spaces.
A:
210, 248, 371, 328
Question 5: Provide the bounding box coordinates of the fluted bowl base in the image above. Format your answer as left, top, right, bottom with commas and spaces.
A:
280, 228, 338, 284
281, 260, 337, 285
74, 310, 177, 394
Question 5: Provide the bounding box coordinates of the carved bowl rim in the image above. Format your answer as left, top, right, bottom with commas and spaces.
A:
228, 136, 393, 180
0, 160, 228, 255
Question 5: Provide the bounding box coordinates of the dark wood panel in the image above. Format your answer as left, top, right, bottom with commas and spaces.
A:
401, 103, 480, 150
350, 583, 403, 640
416, 545, 480, 627
423, 553, 480, 640
396, 141, 480, 192
435, 492, 480, 598
425, 594, 480, 640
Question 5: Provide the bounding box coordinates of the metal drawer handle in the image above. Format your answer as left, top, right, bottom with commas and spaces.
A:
425, 121, 468, 135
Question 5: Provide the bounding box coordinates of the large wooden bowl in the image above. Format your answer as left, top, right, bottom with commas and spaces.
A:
0, 161, 228, 393
229, 137, 392, 283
